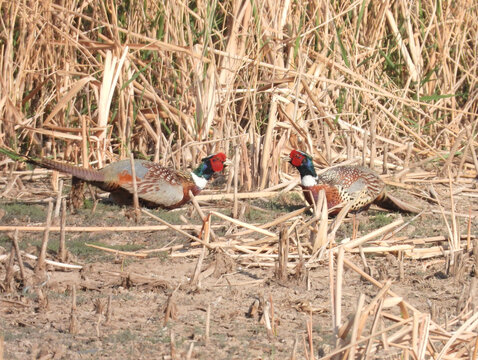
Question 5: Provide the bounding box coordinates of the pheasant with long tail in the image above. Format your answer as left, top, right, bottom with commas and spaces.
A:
0, 147, 228, 209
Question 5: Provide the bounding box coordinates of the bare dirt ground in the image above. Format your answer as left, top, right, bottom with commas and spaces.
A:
1, 174, 478, 359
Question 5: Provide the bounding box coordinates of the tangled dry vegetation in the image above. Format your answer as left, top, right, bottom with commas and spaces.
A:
1, 0, 478, 359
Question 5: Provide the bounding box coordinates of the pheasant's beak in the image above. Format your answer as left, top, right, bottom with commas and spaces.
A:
223, 159, 233, 167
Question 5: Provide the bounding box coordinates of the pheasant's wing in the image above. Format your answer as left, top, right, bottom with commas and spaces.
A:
136, 168, 188, 207
330, 166, 384, 197
318, 166, 385, 210
105, 161, 188, 208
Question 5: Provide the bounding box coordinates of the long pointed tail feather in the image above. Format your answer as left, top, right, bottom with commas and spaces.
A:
374, 191, 422, 213
0, 147, 104, 183
0, 147, 28, 162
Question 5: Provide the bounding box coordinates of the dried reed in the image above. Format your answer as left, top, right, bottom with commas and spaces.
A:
1, 0, 477, 358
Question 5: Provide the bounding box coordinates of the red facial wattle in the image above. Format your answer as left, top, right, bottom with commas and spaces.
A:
215, 152, 227, 163
211, 152, 226, 172
290, 150, 305, 167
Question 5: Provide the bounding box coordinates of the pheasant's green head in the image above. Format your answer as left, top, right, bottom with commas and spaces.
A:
289, 150, 317, 178
193, 152, 227, 180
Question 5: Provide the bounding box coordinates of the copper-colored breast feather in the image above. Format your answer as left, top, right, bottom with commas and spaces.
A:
301, 184, 343, 211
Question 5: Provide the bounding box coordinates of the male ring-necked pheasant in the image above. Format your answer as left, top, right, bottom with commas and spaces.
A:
289, 150, 420, 214
0, 147, 227, 209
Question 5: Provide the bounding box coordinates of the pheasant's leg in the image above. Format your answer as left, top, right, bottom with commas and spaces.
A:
85, 184, 99, 213
352, 213, 358, 240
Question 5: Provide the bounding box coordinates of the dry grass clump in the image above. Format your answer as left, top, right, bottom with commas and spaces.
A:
1, 0, 478, 359
0, 0, 476, 183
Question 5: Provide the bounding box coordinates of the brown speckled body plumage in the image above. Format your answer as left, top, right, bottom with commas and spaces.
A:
301, 165, 385, 213
91, 160, 204, 208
